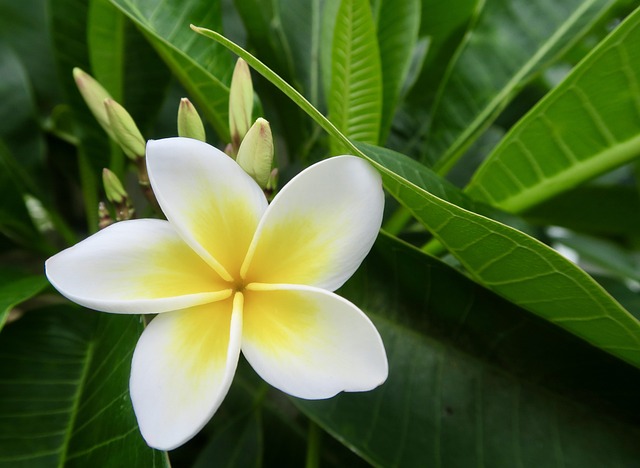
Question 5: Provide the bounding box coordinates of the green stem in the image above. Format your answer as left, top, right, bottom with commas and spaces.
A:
383, 205, 412, 235
305, 420, 321, 468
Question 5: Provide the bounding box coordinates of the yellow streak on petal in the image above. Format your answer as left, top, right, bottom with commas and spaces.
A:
185, 190, 262, 281
242, 288, 321, 363
127, 235, 231, 300
242, 215, 337, 286
170, 297, 237, 382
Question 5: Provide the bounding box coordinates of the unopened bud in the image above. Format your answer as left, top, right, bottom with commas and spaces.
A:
104, 99, 146, 160
102, 168, 128, 204
229, 58, 253, 154
236, 118, 274, 188
102, 168, 135, 221
73, 68, 115, 139
178, 98, 206, 141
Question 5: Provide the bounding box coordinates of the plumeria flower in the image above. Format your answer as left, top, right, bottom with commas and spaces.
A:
45, 137, 388, 450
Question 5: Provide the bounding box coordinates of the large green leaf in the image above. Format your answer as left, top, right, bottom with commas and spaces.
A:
110, 0, 232, 141
424, 0, 615, 172
294, 234, 640, 467
192, 27, 640, 368
373, 0, 420, 141
0, 306, 168, 467
465, 7, 640, 213
328, 0, 382, 153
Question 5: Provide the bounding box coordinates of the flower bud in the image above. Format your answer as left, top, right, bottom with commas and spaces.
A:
102, 168, 135, 221
229, 58, 253, 154
236, 118, 274, 188
177, 98, 206, 141
102, 168, 128, 204
104, 99, 146, 160
73, 68, 115, 139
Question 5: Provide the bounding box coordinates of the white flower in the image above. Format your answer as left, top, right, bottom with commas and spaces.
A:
45, 137, 388, 450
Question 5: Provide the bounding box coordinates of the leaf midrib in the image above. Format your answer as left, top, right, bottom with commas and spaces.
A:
57, 340, 95, 467
480, 133, 640, 213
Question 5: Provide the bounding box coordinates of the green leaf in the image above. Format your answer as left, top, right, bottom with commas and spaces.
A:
294, 234, 640, 466
0, 306, 168, 467
0, 269, 48, 331
374, 160, 640, 367
110, 0, 232, 141
425, 0, 615, 172
355, 142, 482, 214
373, 0, 420, 141
191, 27, 640, 367
328, 0, 382, 153
465, 7, 640, 213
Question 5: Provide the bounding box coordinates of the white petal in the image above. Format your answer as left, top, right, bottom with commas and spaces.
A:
130, 294, 243, 450
241, 156, 384, 291
242, 284, 388, 399
146, 137, 268, 282
45, 219, 231, 313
